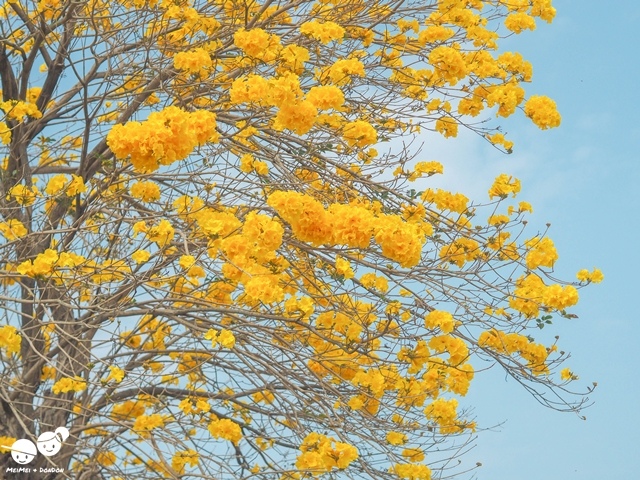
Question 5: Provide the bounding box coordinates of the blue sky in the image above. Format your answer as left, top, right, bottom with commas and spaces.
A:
421, 2, 640, 479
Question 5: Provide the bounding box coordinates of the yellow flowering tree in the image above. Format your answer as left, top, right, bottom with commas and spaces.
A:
0, 0, 599, 478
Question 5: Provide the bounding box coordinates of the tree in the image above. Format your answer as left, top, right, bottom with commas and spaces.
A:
0, 0, 600, 478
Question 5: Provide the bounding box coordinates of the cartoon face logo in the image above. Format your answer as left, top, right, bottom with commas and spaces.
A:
9, 439, 37, 464
37, 427, 69, 457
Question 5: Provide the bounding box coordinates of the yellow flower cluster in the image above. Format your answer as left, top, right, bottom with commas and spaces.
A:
328, 203, 376, 248
439, 238, 481, 267
498, 52, 533, 82
560, 368, 577, 381
280, 44, 310, 73
179, 397, 211, 415
487, 132, 514, 151
334, 257, 355, 279
140, 219, 175, 247
96, 451, 116, 466
391, 463, 432, 480
524, 95, 561, 130
323, 58, 365, 85
132, 413, 165, 437
505, 12, 537, 33
0, 325, 21, 354
171, 449, 199, 475
299, 20, 345, 44
107, 107, 217, 172
111, 399, 147, 420
424, 398, 462, 434
421, 188, 469, 213
360, 272, 388, 292
0, 121, 11, 144
375, 214, 425, 268
0, 437, 17, 454
306, 85, 345, 110
525, 237, 558, 269
52, 376, 87, 394
274, 100, 318, 135
203, 328, 236, 348
429, 46, 467, 85
7, 184, 40, 206
229, 74, 271, 105
488, 174, 521, 199
16, 248, 59, 277
386, 431, 408, 446
234, 28, 281, 62
268, 192, 427, 267
342, 120, 377, 148
408, 161, 443, 181
239, 153, 269, 175
173, 47, 212, 76
1, 100, 43, 121
131, 249, 150, 264
479, 328, 550, 375
531, 0, 557, 22
103, 365, 125, 383
419, 25, 455, 44
508, 273, 579, 318
230, 72, 324, 135
208, 418, 242, 445
428, 335, 469, 367
424, 310, 455, 333
130, 181, 161, 202
0, 219, 28, 240
576, 268, 604, 283
482, 82, 526, 118
267, 191, 333, 247
295, 432, 358, 474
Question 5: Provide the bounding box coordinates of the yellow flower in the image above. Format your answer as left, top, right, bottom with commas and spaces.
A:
342, 120, 377, 148
425, 311, 455, 333
0, 437, 17, 453
104, 365, 125, 383
97, 451, 116, 466
0, 325, 22, 354
8, 184, 40, 206
306, 85, 345, 110
218, 329, 235, 348
525, 237, 558, 269
130, 181, 160, 202
0, 219, 28, 240
208, 418, 242, 445
234, 28, 281, 62
505, 12, 537, 34
435, 117, 458, 138
386, 431, 407, 445
66, 174, 87, 196
173, 48, 212, 75
131, 250, 151, 264
524, 95, 561, 130
171, 449, 199, 474
300, 20, 345, 44
489, 174, 521, 199
132, 413, 165, 437
560, 368, 577, 381
45, 174, 68, 196
52, 376, 87, 394
402, 447, 424, 462
391, 463, 432, 480
0, 122, 11, 145
335, 257, 354, 279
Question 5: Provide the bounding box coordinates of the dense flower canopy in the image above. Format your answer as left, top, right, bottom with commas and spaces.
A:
0, 0, 599, 478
